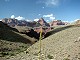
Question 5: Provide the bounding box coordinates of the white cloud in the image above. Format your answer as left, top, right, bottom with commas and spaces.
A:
46, 20, 49, 22
0, 19, 2, 21
10, 15, 25, 20
43, 14, 53, 17
34, 18, 39, 22
43, 14, 55, 20
26, 19, 32, 22
63, 21, 69, 22
63, 20, 73, 23
11, 15, 15, 18
50, 16, 55, 20
15, 16, 25, 20
74, 19, 80, 21
69, 21, 74, 23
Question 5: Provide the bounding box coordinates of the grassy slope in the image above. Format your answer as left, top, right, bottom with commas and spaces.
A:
7, 25, 80, 60
0, 22, 36, 60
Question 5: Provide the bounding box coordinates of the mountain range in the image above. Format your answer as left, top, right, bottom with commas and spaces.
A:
1, 18, 68, 27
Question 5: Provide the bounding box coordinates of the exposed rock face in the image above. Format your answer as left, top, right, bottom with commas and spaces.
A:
2, 18, 28, 27
75, 20, 80, 25
50, 20, 65, 26
38, 18, 50, 27
33, 18, 51, 38
17, 20, 27, 26
27, 21, 36, 27
2, 18, 17, 27
18, 18, 51, 40
2, 18, 37, 27
2, 18, 50, 27
1, 18, 51, 39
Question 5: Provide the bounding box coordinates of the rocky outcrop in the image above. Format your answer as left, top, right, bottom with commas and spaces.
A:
38, 18, 50, 27
75, 20, 80, 25
2, 18, 17, 27
50, 20, 65, 26
34, 18, 51, 35
2, 18, 28, 27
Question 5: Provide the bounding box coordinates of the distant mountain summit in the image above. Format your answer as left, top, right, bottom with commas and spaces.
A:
37, 18, 50, 27
2, 18, 28, 27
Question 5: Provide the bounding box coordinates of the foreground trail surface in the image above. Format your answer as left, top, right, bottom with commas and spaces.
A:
6, 26, 80, 60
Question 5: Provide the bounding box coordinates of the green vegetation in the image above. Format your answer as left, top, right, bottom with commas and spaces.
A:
0, 39, 31, 57
47, 54, 54, 59
63, 58, 70, 60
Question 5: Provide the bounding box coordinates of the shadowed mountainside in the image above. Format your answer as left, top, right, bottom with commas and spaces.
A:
0, 21, 37, 59
0, 21, 32, 43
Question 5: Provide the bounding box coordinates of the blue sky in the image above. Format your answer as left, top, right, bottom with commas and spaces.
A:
0, 0, 80, 22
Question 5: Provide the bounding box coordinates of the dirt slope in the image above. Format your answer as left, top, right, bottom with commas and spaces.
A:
7, 26, 80, 60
